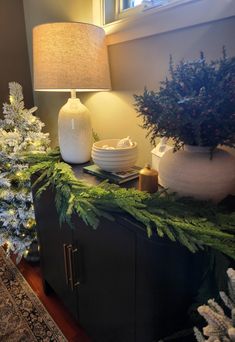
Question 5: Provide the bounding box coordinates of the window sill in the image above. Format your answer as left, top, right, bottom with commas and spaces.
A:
104, 0, 235, 45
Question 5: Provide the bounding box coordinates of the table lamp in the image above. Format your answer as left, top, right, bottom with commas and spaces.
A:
33, 22, 111, 164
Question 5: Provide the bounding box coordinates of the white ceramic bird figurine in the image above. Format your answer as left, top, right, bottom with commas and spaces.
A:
117, 136, 133, 148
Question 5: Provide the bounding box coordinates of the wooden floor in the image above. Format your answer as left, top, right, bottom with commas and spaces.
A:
16, 258, 90, 342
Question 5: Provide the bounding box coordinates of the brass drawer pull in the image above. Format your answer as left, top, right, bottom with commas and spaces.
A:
63, 244, 69, 285
73, 248, 80, 288
68, 245, 79, 291
67, 245, 73, 290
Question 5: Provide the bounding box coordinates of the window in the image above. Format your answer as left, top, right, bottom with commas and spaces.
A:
117, 0, 143, 20
122, 0, 142, 10
119, 0, 196, 19
121, 0, 175, 11
103, 0, 198, 24
98, 0, 235, 46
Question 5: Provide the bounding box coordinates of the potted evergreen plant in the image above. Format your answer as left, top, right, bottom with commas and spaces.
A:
134, 49, 235, 202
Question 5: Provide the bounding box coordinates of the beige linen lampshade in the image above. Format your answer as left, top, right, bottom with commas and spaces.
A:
33, 22, 111, 164
33, 22, 111, 91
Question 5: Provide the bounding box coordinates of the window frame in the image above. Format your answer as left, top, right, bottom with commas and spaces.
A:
117, 1, 143, 20
93, 0, 235, 46
103, 0, 200, 23
116, 0, 196, 20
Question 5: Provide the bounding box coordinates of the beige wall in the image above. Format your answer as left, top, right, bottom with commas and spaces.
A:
0, 0, 33, 111
23, 1, 235, 166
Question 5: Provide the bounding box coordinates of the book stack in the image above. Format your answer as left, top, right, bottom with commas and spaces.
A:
83, 164, 140, 185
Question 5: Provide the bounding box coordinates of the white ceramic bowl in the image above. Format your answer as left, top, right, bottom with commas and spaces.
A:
92, 139, 138, 172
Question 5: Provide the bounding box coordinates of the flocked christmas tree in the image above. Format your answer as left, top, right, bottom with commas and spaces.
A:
0, 82, 50, 259
194, 268, 235, 342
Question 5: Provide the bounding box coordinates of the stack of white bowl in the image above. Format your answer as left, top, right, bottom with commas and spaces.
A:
92, 139, 138, 172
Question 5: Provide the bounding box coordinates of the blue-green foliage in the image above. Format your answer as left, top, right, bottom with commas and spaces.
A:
134, 49, 235, 152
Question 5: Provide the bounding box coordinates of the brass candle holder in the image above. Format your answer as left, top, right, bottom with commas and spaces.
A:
138, 164, 158, 193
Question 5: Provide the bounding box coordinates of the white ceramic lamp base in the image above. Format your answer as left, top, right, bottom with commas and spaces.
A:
58, 97, 92, 164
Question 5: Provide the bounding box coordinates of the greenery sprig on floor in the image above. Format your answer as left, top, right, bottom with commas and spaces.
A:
25, 155, 235, 260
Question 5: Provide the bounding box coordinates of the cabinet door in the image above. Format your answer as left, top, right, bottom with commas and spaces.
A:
72, 217, 136, 342
33, 187, 79, 319
135, 233, 193, 341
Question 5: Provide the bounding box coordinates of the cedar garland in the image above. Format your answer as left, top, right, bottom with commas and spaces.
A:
23, 153, 235, 260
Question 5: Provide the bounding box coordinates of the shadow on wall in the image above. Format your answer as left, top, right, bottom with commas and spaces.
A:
0, 0, 33, 114
107, 18, 235, 91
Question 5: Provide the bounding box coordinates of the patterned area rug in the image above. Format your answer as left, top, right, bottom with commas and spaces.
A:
0, 247, 67, 342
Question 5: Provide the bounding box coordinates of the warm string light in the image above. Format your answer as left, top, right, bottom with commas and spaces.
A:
15, 171, 22, 178
23, 249, 29, 257
6, 240, 11, 249
26, 219, 35, 229
31, 141, 42, 147
15, 171, 28, 182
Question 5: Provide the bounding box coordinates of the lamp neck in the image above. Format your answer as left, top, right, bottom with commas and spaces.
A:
71, 89, 77, 99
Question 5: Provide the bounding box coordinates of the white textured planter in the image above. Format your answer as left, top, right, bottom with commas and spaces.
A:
158, 145, 235, 202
